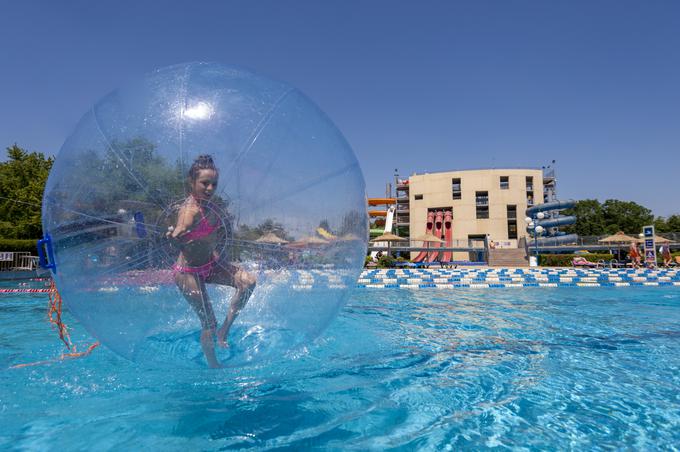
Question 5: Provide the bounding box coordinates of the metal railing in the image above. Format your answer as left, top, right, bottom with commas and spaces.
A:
525, 233, 680, 254
0, 252, 38, 272
373, 233, 679, 253
572, 233, 680, 246
369, 238, 488, 250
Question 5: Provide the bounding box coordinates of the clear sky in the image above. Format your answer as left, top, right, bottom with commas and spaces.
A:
2, 1, 679, 216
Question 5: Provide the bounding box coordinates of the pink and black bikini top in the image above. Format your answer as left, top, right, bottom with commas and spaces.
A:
181, 204, 219, 242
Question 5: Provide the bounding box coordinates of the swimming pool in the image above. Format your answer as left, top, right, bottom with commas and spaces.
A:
1, 286, 679, 449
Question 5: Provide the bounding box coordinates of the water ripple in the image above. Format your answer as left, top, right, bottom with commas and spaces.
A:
1, 286, 679, 449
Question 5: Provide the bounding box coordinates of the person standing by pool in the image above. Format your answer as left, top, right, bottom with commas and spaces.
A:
629, 241, 642, 268
660, 244, 672, 267
168, 154, 256, 368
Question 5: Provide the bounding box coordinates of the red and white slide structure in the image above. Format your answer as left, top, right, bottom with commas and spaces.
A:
412, 211, 434, 263
427, 211, 444, 262
440, 210, 453, 263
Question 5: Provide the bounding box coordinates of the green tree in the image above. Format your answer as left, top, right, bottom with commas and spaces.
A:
0, 144, 53, 239
601, 199, 654, 234
563, 199, 606, 236
70, 137, 184, 212
338, 209, 367, 237
667, 215, 680, 232
44, 138, 186, 233
654, 214, 680, 232
235, 219, 293, 242
654, 217, 668, 232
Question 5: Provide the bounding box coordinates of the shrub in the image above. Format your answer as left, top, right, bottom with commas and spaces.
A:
0, 239, 38, 253
378, 254, 395, 268
539, 253, 614, 267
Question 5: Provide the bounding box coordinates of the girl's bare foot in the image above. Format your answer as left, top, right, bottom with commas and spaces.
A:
208, 359, 224, 369
217, 327, 229, 348
201, 329, 223, 368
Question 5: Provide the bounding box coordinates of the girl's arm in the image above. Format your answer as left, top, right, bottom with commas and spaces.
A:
167, 205, 198, 241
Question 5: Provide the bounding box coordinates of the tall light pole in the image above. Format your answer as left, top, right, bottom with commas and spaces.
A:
534, 212, 545, 261
534, 225, 544, 261
526, 212, 545, 266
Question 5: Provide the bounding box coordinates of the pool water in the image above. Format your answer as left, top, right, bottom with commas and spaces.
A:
1, 287, 679, 449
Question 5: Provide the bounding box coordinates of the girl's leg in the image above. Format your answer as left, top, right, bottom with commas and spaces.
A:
217, 270, 256, 347
208, 264, 257, 347
175, 272, 221, 368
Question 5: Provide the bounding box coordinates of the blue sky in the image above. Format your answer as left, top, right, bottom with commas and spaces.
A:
2, 1, 679, 216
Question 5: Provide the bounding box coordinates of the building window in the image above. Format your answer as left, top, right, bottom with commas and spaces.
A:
507, 205, 517, 239
414, 194, 423, 200
500, 176, 509, 190
451, 178, 461, 200
526, 176, 534, 206
476, 191, 489, 219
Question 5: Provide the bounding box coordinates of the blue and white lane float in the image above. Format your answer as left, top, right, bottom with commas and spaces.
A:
358, 268, 680, 289
3, 268, 679, 294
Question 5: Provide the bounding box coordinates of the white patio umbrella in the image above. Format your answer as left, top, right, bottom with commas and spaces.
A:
370, 233, 407, 256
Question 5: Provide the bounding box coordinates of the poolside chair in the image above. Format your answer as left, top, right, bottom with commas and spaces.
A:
607, 259, 626, 268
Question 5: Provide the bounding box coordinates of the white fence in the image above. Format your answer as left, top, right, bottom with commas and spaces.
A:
0, 252, 39, 272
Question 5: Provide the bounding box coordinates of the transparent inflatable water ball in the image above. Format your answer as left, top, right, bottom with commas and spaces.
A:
42, 62, 367, 367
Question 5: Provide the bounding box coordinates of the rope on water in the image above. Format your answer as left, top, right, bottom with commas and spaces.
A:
10, 280, 100, 369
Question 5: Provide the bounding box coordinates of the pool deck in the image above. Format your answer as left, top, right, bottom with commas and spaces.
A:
358, 267, 680, 289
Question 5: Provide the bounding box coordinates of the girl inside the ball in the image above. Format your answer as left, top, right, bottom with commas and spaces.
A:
168, 154, 256, 368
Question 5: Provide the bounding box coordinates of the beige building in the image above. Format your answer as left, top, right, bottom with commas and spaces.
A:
396, 168, 546, 253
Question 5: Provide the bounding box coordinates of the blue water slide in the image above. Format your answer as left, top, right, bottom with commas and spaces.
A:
525, 199, 576, 217
528, 215, 576, 231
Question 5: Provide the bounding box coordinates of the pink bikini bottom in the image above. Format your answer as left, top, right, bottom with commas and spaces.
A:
172, 258, 216, 279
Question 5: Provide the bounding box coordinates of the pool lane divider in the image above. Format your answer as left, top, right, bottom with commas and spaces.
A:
358, 268, 680, 289
0, 288, 51, 293
2, 268, 679, 293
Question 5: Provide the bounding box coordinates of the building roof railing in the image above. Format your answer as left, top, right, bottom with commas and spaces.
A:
409, 166, 543, 177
